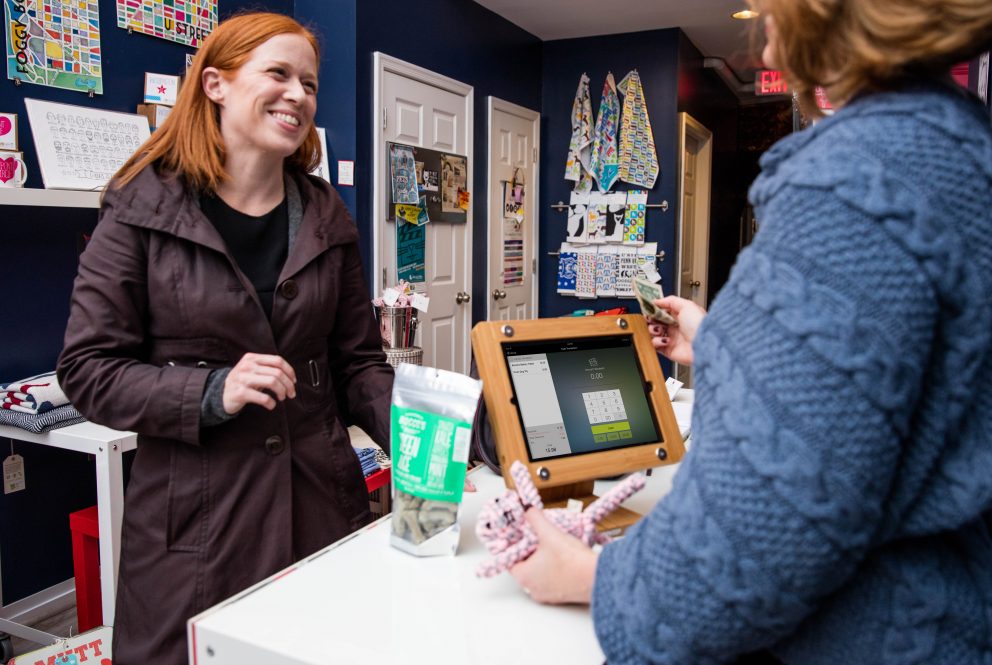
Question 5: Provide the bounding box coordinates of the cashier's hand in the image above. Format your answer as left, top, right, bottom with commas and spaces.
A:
510, 508, 598, 605
649, 296, 706, 366
223, 353, 298, 414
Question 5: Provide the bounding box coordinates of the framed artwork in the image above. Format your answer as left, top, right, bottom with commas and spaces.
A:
24, 98, 150, 190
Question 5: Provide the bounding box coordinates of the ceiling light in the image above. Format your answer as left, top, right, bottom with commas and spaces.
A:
732, 9, 760, 19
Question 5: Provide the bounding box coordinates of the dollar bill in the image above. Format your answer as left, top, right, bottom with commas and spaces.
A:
633, 277, 678, 325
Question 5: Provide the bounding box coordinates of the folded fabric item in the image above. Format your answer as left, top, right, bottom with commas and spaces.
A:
0, 370, 70, 414
374, 448, 392, 469
362, 462, 382, 478
355, 446, 378, 461
0, 403, 86, 433
2, 401, 42, 415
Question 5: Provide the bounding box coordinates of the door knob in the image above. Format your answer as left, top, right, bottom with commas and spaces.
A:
688, 280, 701, 288
492, 289, 507, 300
456, 291, 471, 304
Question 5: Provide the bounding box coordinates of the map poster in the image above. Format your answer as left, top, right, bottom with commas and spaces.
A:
117, 0, 217, 48
5, 0, 104, 93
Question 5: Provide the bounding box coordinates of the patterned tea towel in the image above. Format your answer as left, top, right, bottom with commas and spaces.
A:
567, 192, 590, 244
623, 190, 648, 245
596, 246, 619, 297
557, 243, 578, 295
589, 72, 620, 192
575, 246, 598, 299
616, 247, 639, 297
586, 192, 607, 244
603, 192, 627, 243
618, 70, 659, 188
564, 73, 594, 184
1, 371, 69, 415
0, 403, 86, 433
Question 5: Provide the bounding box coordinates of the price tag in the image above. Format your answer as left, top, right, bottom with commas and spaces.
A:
640, 262, 662, 284
4, 454, 25, 494
665, 376, 684, 401
411, 293, 430, 313
382, 288, 400, 307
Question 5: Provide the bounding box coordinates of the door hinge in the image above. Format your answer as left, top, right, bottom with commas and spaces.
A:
532, 258, 537, 275
532, 147, 537, 162
382, 108, 387, 131
382, 267, 387, 289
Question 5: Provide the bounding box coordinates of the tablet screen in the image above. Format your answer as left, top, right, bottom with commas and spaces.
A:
502, 335, 662, 461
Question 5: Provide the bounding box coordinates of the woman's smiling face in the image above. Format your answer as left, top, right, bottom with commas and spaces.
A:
208, 32, 318, 163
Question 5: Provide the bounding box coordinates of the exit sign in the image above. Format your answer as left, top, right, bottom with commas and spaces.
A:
755, 69, 789, 95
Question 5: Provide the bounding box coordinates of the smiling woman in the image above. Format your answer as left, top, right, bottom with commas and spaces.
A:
56, 12, 394, 665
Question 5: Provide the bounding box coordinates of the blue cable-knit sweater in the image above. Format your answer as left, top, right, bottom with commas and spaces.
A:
592, 82, 992, 665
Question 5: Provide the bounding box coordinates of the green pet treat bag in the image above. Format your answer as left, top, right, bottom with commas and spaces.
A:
390, 363, 482, 556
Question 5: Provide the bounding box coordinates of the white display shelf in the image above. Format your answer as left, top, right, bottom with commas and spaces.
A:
0, 421, 136, 629
0, 187, 101, 208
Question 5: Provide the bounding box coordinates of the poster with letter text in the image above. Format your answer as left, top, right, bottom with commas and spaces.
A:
117, 0, 216, 48
5, 0, 103, 93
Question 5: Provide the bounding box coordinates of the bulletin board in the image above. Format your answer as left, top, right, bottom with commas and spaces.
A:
387, 142, 468, 223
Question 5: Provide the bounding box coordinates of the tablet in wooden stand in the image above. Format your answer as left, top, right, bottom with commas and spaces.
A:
471, 315, 685, 532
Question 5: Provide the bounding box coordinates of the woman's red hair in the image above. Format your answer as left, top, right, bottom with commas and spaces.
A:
113, 12, 321, 192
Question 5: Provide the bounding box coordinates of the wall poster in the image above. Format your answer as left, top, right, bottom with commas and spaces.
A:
396, 216, 426, 284
24, 97, 150, 190
5, 0, 103, 93
387, 142, 466, 223
117, 0, 217, 48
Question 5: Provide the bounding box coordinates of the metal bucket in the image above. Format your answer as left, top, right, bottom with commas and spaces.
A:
375, 305, 419, 349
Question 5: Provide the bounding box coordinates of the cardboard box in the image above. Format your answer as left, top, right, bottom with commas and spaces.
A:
136, 103, 172, 131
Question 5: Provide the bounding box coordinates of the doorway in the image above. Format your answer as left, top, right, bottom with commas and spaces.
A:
373, 53, 474, 374
487, 97, 539, 321
675, 112, 713, 387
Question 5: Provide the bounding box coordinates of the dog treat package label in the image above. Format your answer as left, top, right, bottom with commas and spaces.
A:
390, 363, 482, 557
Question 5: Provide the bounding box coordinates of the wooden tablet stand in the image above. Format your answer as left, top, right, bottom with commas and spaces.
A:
471, 315, 685, 532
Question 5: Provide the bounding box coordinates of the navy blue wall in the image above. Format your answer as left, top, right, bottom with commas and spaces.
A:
0, 0, 288, 606
355, 0, 543, 323
296, 0, 358, 217
540, 30, 681, 318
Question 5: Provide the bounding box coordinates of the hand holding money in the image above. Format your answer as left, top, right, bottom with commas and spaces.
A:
633, 277, 679, 325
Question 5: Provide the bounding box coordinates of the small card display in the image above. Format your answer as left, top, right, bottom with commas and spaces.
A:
143, 73, 180, 106
0, 113, 18, 151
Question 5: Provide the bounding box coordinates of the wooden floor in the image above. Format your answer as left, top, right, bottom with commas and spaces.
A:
7, 604, 78, 660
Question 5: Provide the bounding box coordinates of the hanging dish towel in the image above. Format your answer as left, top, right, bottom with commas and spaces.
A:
589, 72, 620, 192
618, 70, 659, 189
564, 73, 594, 185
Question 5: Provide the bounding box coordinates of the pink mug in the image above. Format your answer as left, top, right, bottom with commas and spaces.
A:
0, 152, 28, 187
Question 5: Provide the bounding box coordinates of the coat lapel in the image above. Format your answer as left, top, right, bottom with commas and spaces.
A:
278, 173, 359, 283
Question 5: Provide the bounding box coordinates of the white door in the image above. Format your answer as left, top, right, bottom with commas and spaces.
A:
373, 53, 473, 374
487, 97, 539, 321
675, 113, 712, 386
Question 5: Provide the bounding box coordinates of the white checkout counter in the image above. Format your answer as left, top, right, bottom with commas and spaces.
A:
187, 392, 693, 665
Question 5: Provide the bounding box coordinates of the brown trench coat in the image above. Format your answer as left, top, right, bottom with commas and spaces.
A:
57, 166, 394, 665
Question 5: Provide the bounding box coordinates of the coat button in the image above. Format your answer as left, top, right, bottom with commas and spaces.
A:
264, 435, 285, 456
195, 361, 208, 368
279, 279, 299, 299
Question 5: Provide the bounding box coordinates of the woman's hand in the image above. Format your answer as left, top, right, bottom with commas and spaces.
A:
223, 352, 297, 414
648, 296, 706, 366
509, 508, 599, 605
